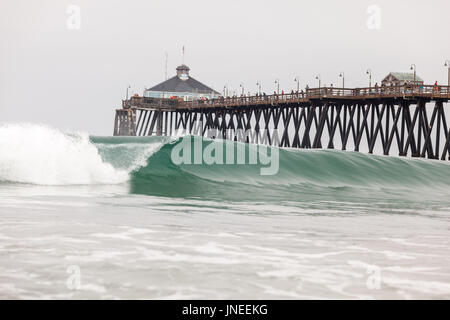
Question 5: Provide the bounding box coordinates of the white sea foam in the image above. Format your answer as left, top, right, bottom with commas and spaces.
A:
0, 123, 129, 185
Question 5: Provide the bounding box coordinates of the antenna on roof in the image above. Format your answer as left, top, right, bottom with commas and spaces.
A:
165, 51, 168, 80
182, 45, 185, 65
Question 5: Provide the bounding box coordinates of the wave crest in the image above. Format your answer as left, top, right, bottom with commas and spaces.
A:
0, 123, 129, 185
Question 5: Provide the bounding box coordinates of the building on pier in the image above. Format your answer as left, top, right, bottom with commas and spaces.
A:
381, 72, 424, 86
143, 64, 221, 101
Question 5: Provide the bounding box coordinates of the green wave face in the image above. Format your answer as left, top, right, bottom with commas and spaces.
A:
91, 135, 450, 202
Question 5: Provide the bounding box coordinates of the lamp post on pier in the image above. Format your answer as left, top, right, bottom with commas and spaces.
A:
445, 60, 450, 87
410, 64, 416, 84
339, 72, 345, 89
294, 76, 300, 92
126, 85, 131, 100
256, 81, 262, 95
366, 69, 372, 88
410, 64, 417, 93
223, 84, 229, 97
315, 74, 321, 89
339, 72, 345, 95
240, 83, 245, 96
275, 79, 280, 94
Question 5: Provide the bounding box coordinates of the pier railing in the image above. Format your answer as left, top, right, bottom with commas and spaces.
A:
124, 84, 450, 111
305, 84, 450, 99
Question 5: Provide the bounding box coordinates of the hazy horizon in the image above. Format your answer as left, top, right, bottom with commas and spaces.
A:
1, 0, 450, 135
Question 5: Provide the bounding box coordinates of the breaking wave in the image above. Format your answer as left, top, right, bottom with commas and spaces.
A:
0, 123, 131, 185
2, 123, 450, 202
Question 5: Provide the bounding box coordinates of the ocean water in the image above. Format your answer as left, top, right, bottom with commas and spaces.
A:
1, 123, 450, 299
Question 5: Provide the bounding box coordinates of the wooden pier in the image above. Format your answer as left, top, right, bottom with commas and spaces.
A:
114, 84, 450, 160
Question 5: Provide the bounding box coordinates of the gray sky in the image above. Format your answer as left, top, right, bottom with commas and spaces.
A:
1, 0, 450, 135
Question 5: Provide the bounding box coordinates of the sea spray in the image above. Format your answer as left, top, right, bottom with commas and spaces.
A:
0, 123, 129, 185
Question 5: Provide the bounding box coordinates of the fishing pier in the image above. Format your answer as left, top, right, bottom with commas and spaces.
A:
114, 84, 450, 160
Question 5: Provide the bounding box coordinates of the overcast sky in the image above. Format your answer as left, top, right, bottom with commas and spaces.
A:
1, 0, 449, 135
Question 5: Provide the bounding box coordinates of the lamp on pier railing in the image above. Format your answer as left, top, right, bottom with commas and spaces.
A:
366, 69, 372, 88
275, 79, 280, 94
315, 74, 321, 89
256, 81, 262, 95
294, 76, 300, 92
444, 60, 450, 87
240, 83, 245, 96
410, 64, 416, 84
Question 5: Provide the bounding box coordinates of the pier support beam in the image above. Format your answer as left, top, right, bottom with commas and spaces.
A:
156, 111, 163, 136
113, 109, 136, 136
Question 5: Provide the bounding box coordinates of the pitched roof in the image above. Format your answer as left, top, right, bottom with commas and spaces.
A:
146, 75, 220, 95
386, 72, 424, 82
